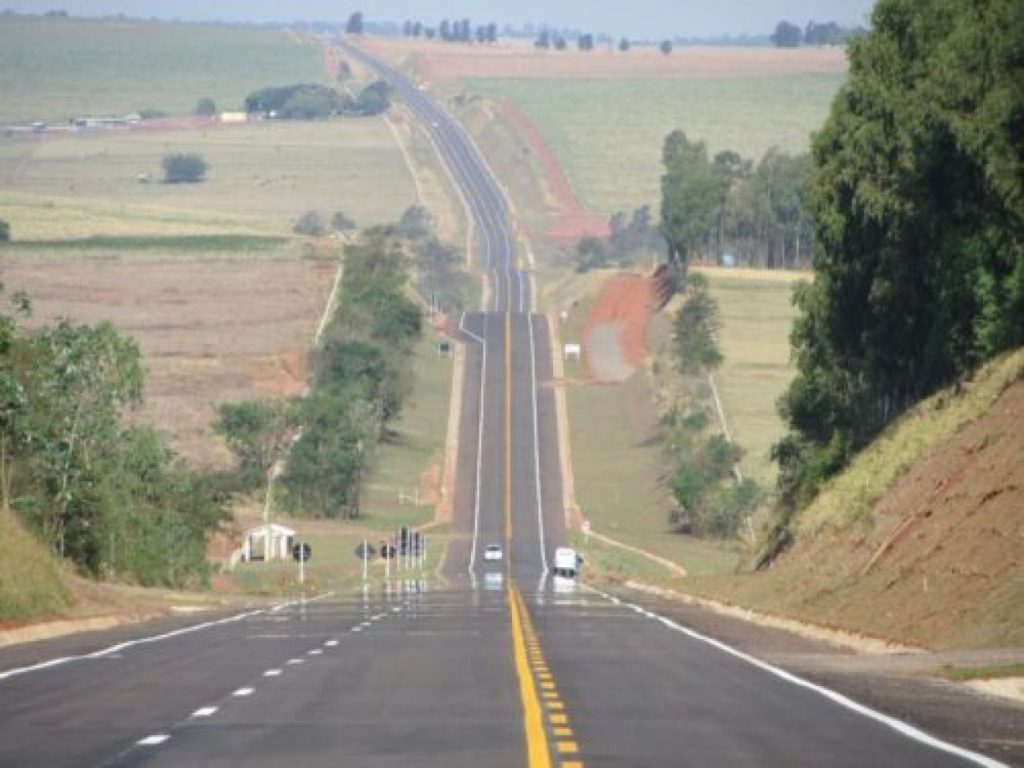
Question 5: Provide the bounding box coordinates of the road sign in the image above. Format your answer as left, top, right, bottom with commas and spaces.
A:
292, 542, 312, 563
354, 542, 376, 559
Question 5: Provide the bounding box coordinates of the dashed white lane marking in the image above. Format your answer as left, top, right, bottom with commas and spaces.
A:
286, 658, 304, 665
263, 669, 282, 677
308, 649, 322, 655
325, 639, 339, 647
392, 606, 402, 613
351, 627, 362, 633
587, 587, 1006, 768
191, 707, 218, 718
233, 687, 254, 697
137, 735, 170, 746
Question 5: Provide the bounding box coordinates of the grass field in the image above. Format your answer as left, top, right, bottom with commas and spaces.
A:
0, 16, 326, 123
0, 120, 416, 237
694, 267, 805, 485
359, 331, 456, 532
562, 284, 743, 576
466, 75, 844, 214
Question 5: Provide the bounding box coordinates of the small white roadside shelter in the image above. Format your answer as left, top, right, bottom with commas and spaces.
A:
241, 523, 295, 562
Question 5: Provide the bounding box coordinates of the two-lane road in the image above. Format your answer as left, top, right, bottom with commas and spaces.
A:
0, 38, 1012, 768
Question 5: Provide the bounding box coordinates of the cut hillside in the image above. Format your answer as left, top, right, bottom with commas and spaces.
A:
689, 350, 1024, 650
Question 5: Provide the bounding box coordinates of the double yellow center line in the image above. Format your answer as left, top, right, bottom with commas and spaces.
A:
504, 312, 582, 767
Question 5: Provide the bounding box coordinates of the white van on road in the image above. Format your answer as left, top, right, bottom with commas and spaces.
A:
553, 547, 582, 578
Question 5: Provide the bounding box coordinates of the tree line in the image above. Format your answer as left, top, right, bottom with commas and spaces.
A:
770, 19, 866, 48
0, 289, 225, 588
764, 0, 1023, 556
216, 207, 468, 520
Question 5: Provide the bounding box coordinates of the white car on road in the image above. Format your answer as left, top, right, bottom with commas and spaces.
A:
483, 543, 503, 562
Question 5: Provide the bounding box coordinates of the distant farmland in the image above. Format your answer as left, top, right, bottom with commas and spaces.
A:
0, 16, 327, 122
466, 73, 845, 215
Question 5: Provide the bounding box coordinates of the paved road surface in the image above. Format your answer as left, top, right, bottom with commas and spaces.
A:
0, 38, 1015, 768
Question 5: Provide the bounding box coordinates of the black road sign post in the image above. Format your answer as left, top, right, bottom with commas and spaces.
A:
292, 541, 311, 588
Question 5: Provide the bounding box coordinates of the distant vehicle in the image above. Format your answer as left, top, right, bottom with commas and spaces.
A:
483, 543, 503, 562
31, 121, 47, 132
553, 547, 582, 578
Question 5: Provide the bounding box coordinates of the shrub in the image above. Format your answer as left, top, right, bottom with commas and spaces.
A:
162, 153, 207, 183
331, 211, 355, 231
0, 219, 9, 243
195, 97, 217, 116
293, 211, 326, 237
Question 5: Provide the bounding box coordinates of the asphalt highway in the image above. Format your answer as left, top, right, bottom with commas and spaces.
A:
0, 39, 1013, 768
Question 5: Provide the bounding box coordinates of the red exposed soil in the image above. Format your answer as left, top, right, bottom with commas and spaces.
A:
582, 273, 656, 379
696, 375, 1024, 650
497, 99, 608, 242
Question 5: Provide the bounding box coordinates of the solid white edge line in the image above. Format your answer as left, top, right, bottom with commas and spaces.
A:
586, 586, 1006, 768
459, 311, 485, 343
468, 312, 489, 577
0, 608, 260, 682
528, 314, 549, 577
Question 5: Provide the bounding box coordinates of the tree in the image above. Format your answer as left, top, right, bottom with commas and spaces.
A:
331, 211, 355, 231
213, 400, 293, 490
162, 153, 207, 183
673, 274, 722, 373
554, 36, 568, 51
535, 29, 550, 49
345, 11, 363, 34
774, 0, 1024, 512
660, 39, 673, 55
293, 211, 325, 236
0, 219, 8, 243
194, 97, 217, 117
578, 33, 594, 51
439, 19, 452, 41
770, 20, 802, 47
618, 38, 631, 52
353, 80, 392, 115
245, 84, 346, 119
660, 131, 724, 282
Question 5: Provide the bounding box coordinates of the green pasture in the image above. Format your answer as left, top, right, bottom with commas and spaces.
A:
0, 120, 417, 238
466, 74, 844, 215
0, 16, 326, 123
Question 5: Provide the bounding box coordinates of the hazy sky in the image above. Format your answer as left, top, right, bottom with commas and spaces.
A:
7, 1, 876, 38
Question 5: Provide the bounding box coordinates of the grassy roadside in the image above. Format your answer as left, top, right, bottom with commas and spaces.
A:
693, 266, 805, 485
560, 278, 743, 576
360, 330, 457, 532
0, 513, 70, 622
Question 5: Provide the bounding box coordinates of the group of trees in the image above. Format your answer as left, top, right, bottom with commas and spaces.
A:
572, 205, 666, 272
400, 19, 498, 44
771, 0, 1023, 525
664, 275, 762, 538
770, 19, 865, 48
660, 131, 813, 275
0, 289, 225, 587
393, 205, 473, 314
534, 31, 671, 54
244, 81, 391, 120
292, 210, 356, 237
217, 220, 430, 519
